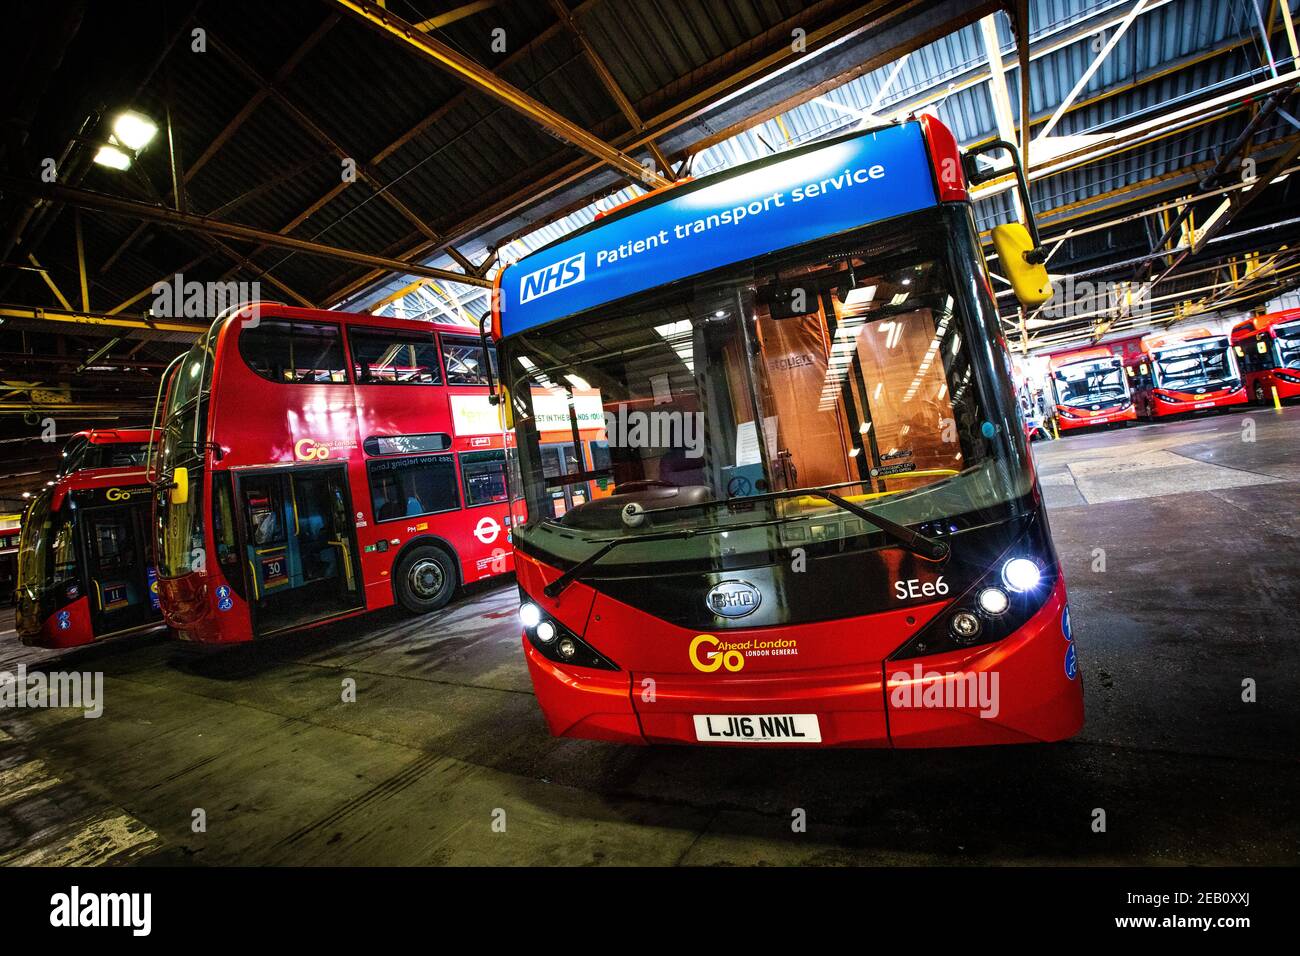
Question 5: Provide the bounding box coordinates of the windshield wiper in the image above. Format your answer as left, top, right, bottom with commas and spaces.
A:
542, 517, 785, 597
542, 482, 949, 597
634, 480, 949, 561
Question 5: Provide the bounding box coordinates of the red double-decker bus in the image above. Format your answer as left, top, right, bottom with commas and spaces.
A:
491, 117, 1083, 748
1047, 347, 1136, 432
151, 304, 515, 643
1123, 327, 1247, 419
15, 428, 164, 647
1230, 308, 1300, 404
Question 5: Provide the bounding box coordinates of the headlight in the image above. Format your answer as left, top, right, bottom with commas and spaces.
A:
1001, 557, 1041, 592
890, 523, 1060, 661
977, 586, 1010, 615
516, 588, 619, 670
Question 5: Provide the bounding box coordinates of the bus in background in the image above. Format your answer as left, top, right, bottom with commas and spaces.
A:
14, 428, 163, 647
1230, 308, 1300, 404
1124, 328, 1246, 420
1, 514, 19, 606
491, 116, 1083, 749
1047, 347, 1135, 432
151, 305, 514, 644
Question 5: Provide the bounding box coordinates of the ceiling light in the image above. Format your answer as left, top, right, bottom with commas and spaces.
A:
93, 145, 132, 170
111, 110, 158, 151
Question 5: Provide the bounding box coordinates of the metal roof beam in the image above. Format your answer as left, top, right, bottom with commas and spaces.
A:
1035, 0, 1151, 143
0, 303, 207, 335
0, 175, 492, 287
546, 0, 675, 181
328, 0, 671, 189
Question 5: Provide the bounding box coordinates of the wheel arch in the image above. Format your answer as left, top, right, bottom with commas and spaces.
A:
390, 535, 463, 602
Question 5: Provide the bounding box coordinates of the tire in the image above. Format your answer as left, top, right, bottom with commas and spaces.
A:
1254, 382, 1266, 405
394, 544, 457, 614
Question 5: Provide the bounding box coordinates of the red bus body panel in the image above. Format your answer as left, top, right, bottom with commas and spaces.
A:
514, 550, 1083, 748
19, 432, 162, 648
1055, 402, 1137, 431
159, 305, 518, 644
1123, 329, 1247, 419
1048, 346, 1137, 432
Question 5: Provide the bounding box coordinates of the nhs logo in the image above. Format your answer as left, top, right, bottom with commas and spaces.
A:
518, 253, 585, 304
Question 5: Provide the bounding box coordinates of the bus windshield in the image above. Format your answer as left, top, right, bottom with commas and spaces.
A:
1152, 338, 1236, 391
1053, 359, 1127, 407
15, 491, 76, 627
1275, 320, 1300, 369
57, 439, 151, 477
500, 217, 1031, 573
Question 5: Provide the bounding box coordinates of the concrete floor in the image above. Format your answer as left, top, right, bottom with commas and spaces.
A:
2, 407, 1298, 866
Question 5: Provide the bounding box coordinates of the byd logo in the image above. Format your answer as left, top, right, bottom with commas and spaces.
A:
518, 252, 585, 304
294, 437, 330, 461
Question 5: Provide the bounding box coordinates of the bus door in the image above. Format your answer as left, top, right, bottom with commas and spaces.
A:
237, 465, 363, 636
82, 500, 155, 636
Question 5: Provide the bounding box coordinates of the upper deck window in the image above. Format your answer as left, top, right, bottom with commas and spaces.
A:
239, 319, 347, 384
441, 334, 497, 386
350, 326, 443, 385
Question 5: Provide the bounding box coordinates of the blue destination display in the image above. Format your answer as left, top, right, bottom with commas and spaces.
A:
499, 121, 939, 336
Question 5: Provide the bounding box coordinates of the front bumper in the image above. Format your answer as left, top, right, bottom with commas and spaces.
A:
1150, 387, 1247, 416
1056, 403, 1136, 431
522, 576, 1084, 749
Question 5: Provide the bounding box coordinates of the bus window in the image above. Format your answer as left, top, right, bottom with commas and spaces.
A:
441, 334, 497, 385
239, 319, 347, 384
461, 450, 509, 507
349, 326, 443, 384
367, 454, 460, 522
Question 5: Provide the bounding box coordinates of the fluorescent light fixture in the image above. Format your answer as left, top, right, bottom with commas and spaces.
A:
890, 293, 910, 306
112, 110, 158, 151
93, 145, 132, 170
843, 284, 876, 306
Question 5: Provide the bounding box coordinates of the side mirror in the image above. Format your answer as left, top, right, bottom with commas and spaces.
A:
499, 384, 514, 430
170, 466, 189, 506
992, 223, 1053, 307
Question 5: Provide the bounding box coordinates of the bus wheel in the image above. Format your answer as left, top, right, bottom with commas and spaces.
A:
395, 545, 456, 614
1254, 382, 1266, 404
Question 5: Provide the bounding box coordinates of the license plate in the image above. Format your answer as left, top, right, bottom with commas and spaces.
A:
693, 713, 822, 743
1194, 401, 1215, 408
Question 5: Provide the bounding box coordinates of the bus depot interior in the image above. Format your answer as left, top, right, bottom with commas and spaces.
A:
1, 0, 1298, 871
